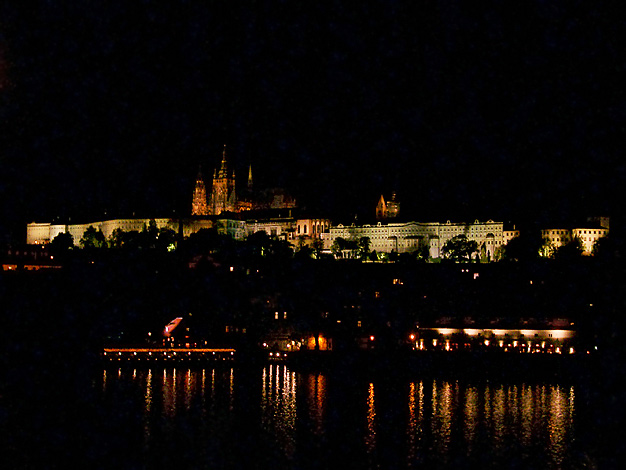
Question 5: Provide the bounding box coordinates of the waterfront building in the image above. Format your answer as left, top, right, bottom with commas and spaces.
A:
416, 324, 576, 353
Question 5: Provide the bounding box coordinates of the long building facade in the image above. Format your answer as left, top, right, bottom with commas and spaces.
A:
321, 219, 505, 260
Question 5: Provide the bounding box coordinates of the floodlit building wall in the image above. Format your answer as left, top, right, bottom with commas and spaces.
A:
26, 223, 52, 244
245, 219, 295, 240
572, 227, 609, 254
541, 229, 572, 252
321, 220, 504, 259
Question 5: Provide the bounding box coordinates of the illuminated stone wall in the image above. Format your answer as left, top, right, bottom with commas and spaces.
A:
321, 220, 505, 259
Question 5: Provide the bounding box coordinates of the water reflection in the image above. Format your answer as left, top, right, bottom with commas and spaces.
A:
99, 367, 583, 469
365, 382, 376, 455
261, 364, 297, 460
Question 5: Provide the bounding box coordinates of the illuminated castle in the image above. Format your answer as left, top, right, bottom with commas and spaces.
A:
192, 145, 296, 216
376, 192, 400, 220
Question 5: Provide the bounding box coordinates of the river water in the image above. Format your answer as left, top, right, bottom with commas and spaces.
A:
36, 364, 602, 469
2, 359, 618, 469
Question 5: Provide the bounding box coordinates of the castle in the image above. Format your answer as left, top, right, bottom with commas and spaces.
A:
192, 145, 296, 216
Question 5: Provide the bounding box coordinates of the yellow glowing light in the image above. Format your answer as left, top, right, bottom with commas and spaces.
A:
409, 334, 415, 341
437, 328, 457, 336
464, 329, 481, 336
370, 336, 375, 341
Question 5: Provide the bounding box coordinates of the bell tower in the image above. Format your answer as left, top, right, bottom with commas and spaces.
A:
191, 167, 209, 216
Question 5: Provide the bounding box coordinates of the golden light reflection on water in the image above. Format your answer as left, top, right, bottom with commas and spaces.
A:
404, 380, 576, 468
464, 386, 478, 454
144, 369, 153, 445
306, 373, 327, 436
101, 368, 578, 468
365, 382, 377, 457
229, 368, 234, 412
432, 381, 455, 457
260, 365, 297, 460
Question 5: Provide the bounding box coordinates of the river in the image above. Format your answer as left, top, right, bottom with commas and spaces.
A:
3, 360, 619, 469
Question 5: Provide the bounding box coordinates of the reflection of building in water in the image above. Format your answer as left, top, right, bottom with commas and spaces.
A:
306, 373, 327, 436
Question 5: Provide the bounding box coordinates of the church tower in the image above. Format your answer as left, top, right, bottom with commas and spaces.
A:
209, 145, 237, 215
191, 167, 209, 216
376, 194, 387, 220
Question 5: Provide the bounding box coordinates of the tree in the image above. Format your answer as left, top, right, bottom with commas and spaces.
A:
502, 233, 548, 262
442, 235, 478, 262
554, 237, 584, 260
331, 237, 346, 258
156, 227, 177, 251
109, 228, 125, 249
80, 226, 106, 249
592, 236, 612, 260
311, 238, 324, 258
49, 232, 74, 254
414, 238, 430, 262
357, 237, 371, 260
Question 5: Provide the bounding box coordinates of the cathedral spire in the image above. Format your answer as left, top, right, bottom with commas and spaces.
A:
219, 144, 228, 177
247, 164, 253, 190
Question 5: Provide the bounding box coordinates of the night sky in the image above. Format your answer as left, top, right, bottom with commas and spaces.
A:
1, 2, 624, 242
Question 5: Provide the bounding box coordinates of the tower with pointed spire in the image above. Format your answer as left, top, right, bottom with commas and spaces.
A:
191, 167, 209, 216
208, 145, 237, 215
376, 195, 387, 220
376, 192, 400, 220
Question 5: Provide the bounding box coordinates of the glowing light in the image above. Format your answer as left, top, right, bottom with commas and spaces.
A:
437, 328, 457, 336
163, 317, 183, 337
464, 329, 481, 336
370, 336, 375, 341
409, 334, 415, 341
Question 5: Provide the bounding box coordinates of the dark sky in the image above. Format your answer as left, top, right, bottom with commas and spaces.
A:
1, 1, 625, 242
